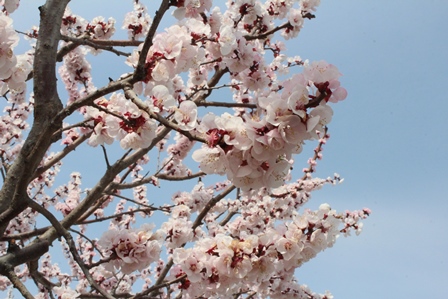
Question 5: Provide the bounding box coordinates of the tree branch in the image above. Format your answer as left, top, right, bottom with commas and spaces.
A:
192, 185, 236, 230
60, 34, 140, 57
0, 0, 70, 237
156, 171, 206, 182
197, 101, 257, 109
27, 198, 115, 299
131, 274, 186, 299
244, 22, 290, 41
134, 0, 171, 81
4, 268, 34, 299
33, 133, 91, 180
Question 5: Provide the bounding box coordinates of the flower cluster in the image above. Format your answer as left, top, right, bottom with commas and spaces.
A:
61, 7, 116, 40
120, 1, 348, 191
192, 60, 345, 191
0, 1, 369, 298
98, 223, 163, 274
54, 172, 82, 216
172, 203, 366, 298
84, 93, 158, 149
122, 1, 151, 39
0, 12, 31, 94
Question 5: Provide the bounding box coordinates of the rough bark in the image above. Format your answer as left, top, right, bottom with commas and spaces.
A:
0, 0, 69, 242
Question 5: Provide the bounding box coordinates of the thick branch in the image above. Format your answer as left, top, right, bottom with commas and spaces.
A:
0, 237, 50, 271
0, 0, 69, 237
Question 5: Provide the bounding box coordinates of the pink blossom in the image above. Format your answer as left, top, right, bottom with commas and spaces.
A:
218, 25, 237, 56
174, 101, 197, 131
192, 146, 228, 175
86, 16, 116, 40
6, 54, 32, 93
98, 224, 163, 274
123, 2, 151, 39
0, 2, 369, 298
0, 12, 18, 80
149, 84, 176, 112
53, 286, 80, 299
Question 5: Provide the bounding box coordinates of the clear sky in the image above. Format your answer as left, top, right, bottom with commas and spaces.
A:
294, 1, 448, 298
7, 1, 448, 298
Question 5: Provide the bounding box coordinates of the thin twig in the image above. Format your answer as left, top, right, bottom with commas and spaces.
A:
103, 192, 154, 209
101, 145, 111, 169
197, 101, 257, 109
80, 207, 157, 225
33, 133, 91, 180
156, 171, 205, 181
60, 35, 133, 56
244, 22, 290, 41
193, 184, 236, 229
27, 198, 115, 299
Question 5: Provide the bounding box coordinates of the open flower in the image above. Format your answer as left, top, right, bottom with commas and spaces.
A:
98, 224, 163, 274
174, 101, 197, 131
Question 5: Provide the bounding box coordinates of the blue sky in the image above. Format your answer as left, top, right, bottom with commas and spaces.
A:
7, 1, 448, 298
295, 1, 448, 298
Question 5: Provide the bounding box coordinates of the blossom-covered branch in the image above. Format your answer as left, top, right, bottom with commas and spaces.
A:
0, 1, 367, 298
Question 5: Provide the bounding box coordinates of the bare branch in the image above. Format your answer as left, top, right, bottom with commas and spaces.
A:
156, 172, 206, 181
193, 185, 236, 230
219, 211, 238, 226
56, 41, 80, 62
80, 207, 156, 226
33, 133, 91, 180
102, 192, 155, 209
197, 101, 257, 109
0, 227, 49, 241
244, 22, 290, 41
101, 145, 111, 169
112, 170, 204, 189
60, 35, 137, 57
